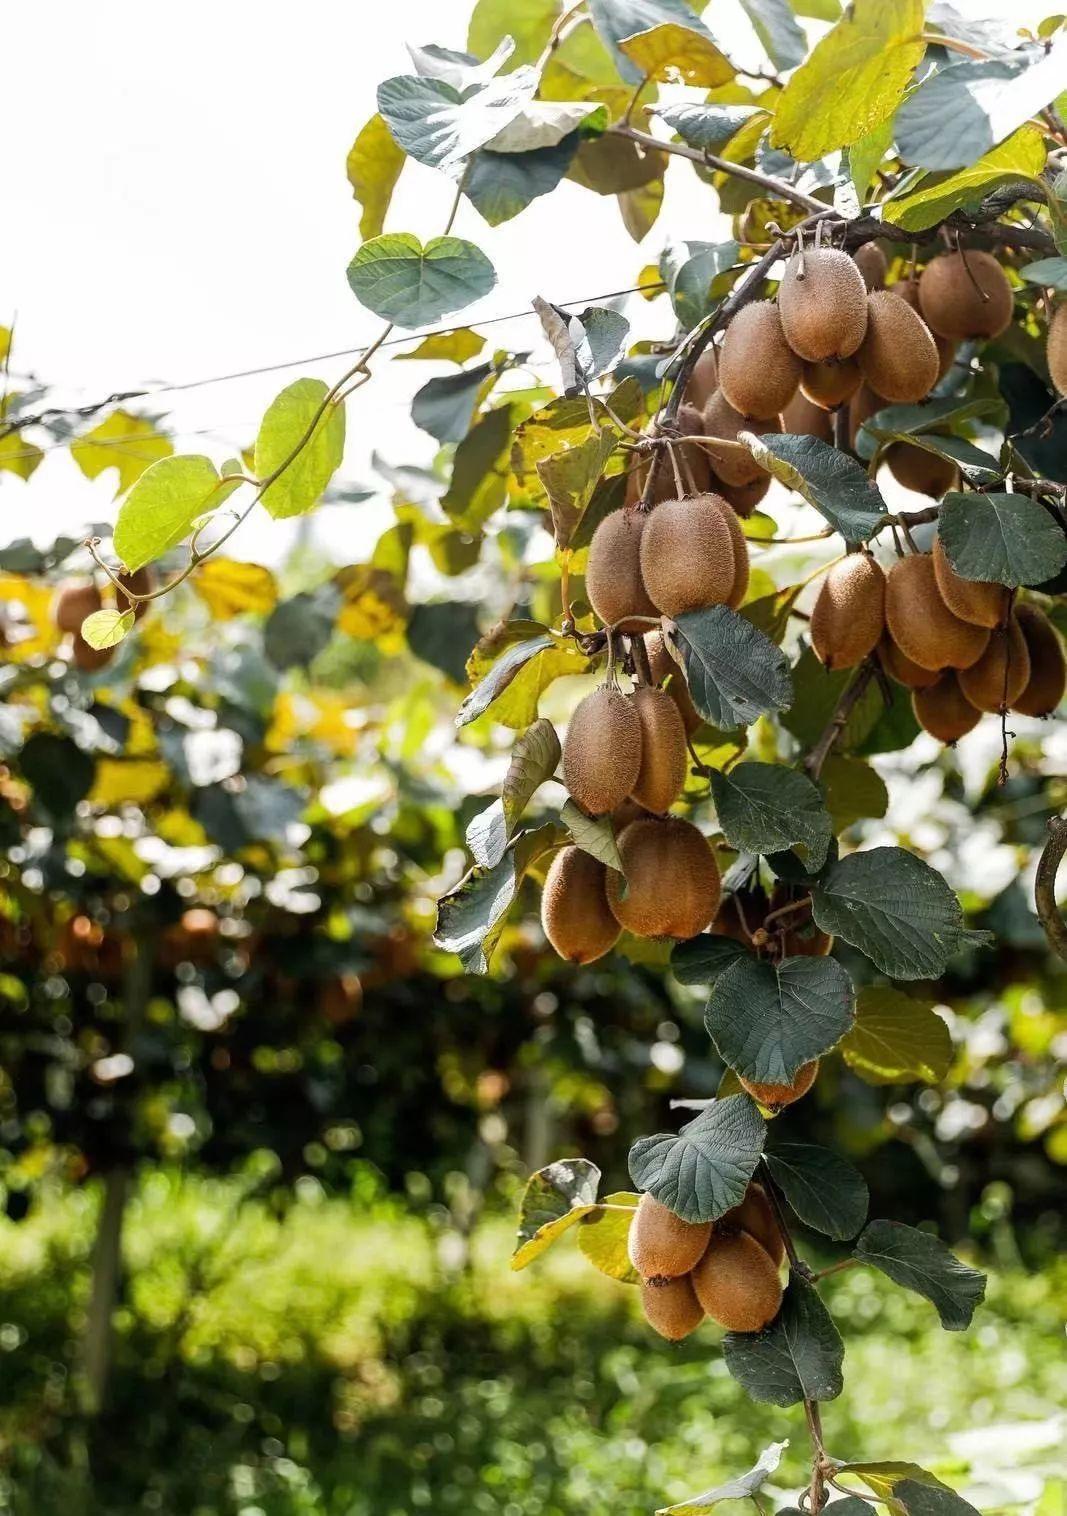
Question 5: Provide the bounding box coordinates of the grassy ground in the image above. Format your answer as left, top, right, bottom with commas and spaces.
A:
0, 1169, 1063, 1515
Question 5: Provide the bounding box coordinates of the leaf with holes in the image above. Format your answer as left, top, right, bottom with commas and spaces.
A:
628, 1095, 766, 1224
711, 762, 833, 872
511, 1158, 602, 1270
938, 492, 1067, 588
764, 1143, 868, 1240
742, 433, 887, 543
854, 1220, 986, 1330
723, 1276, 844, 1406
705, 955, 855, 1085
671, 606, 792, 732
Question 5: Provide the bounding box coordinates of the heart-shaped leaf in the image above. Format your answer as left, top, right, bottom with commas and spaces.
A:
705, 955, 855, 1085
348, 233, 496, 327
628, 1095, 766, 1224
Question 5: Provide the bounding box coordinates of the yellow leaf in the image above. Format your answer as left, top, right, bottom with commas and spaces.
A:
0, 428, 43, 481
346, 113, 405, 240
886, 127, 1047, 232
194, 558, 278, 619
266, 691, 362, 757
70, 410, 173, 496
89, 759, 170, 807
771, 0, 925, 162
618, 23, 735, 87
0, 327, 10, 365
396, 328, 486, 363
336, 563, 407, 643
0, 572, 60, 661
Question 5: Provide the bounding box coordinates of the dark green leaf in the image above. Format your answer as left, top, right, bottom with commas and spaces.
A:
264, 590, 338, 671
347, 233, 496, 327
764, 1143, 869, 1240
672, 606, 793, 731
938, 491, 1067, 588
670, 934, 749, 987
875, 431, 1001, 487
836, 1461, 976, 1510
20, 734, 95, 820
723, 1276, 844, 1406
781, 646, 882, 752
711, 761, 833, 871
653, 103, 761, 152
705, 956, 855, 1085
855, 395, 1005, 461
407, 601, 483, 684
511, 1158, 602, 1269
411, 362, 495, 442
442, 403, 514, 531
464, 135, 580, 226
894, 1480, 983, 1516
434, 823, 561, 973
662, 239, 741, 328
854, 1220, 986, 1330
628, 1095, 766, 1224
744, 432, 888, 542
819, 755, 888, 832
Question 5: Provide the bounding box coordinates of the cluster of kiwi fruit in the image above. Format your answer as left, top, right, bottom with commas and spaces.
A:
628, 1185, 785, 1340
52, 570, 152, 670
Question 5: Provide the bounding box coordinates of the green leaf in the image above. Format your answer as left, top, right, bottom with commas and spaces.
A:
938, 492, 1067, 588
854, 1220, 986, 1330
782, 647, 882, 752
346, 113, 405, 239
723, 1276, 844, 1406
466, 719, 561, 868
855, 396, 1005, 460
764, 1144, 869, 1239
875, 432, 1002, 488
742, 432, 887, 543
80, 608, 135, 651
465, 136, 580, 226
69, 410, 173, 496
841, 986, 953, 1085
740, 583, 802, 647
458, 631, 555, 726
537, 428, 618, 549
894, 45, 1067, 171
588, 0, 713, 83
561, 799, 623, 872
1021, 255, 1067, 290
511, 1158, 602, 1270
672, 606, 793, 732
849, 120, 894, 203
397, 328, 486, 363
442, 403, 514, 531
411, 361, 495, 443
656, 1441, 789, 1516
653, 103, 762, 153
893, 1481, 983, 1516
711, 762, 833, 871
836, 1462, 978, 1513
254, 379, 346, 521
434, 823, 562, 973
885, 126, 1046, 231
661, 239, 740, 328
468, 0, 560, 68
738, 0, 806, 70
618, 23, 735, 86
705, 956, 855, 1085
628, 1095, 766, 1224
113, 456, 239, 572
619, 177, 665, 241
811, 847, 990, 980
20, 733, 95, 820
819, 756, 888, 832
577, 1192, 641, 1283
770, 0, 925, 162
347, 233, 496, 327
263, 589, 338, 671
376, 69, 537, 172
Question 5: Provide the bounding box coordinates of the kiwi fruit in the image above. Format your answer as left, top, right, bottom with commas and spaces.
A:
71, 635, 115, 673
677, 402, 715, 493
541, 846, 620, 964
1048, 305, 1067, 397
878, 634, 939, 690
931, 536, 1007, 629
718, 301, 802, 420
958, 616, 1031, 712
586, 509, 660, 632
645, 630, 701, 734
625, 443, 683, 508
711, 893, 756, 946
691, 1230, 783, 1332
781, 388, 834, 443
639, 493, 737, 617
629, 686, 688, 813
713, 470, 770, 517
53, 580, 102, 634
853, 241, 888, 290
778, 247, 869, 362
738, 1059, 818, 1111
562, 684, 643, 816
918, 250, 1013, 341
810, 554, 886, 670
718, 1182, 786, 1266
1013, 603, 1067, 716
117, 565, 156, 621
715, 493, 751, 609
857, 291, 939, 403
893, 280, 958, 380
885, 554, 990, 671
607, 815, 721, 939
628, 1191, 712, 1281
886, 443, 959, 498
685, 345, 719, 410
641, 1276, 705, 1340
702, 390, 775, 487
848, 383, 886, 447
800, 357, 863, 410
913, 670, 981, 742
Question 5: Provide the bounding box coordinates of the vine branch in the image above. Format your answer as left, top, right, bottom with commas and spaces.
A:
1035, 814, 1067, 961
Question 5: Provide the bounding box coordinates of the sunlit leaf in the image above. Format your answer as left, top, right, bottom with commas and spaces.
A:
618, 23, 735, 86
841, 986, 952, 1085
346, 113, 406, 239
70, 410, 173, 496
81, 608, 135, 651
511, 1158, 601, 1270
114, 456, 240, 573
885, 127, 1046, 232
255, 378, 346, 520
193, 558, 278, 619
347, 233, 496, 327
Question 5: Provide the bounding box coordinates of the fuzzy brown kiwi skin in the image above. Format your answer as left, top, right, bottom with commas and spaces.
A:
713, 470, 770, 517
781, 388, 834, 443
676, 402, 714, 493
878, 634, 939, 691
885, 554, 990, 671
586, 509, 659, 632
714, 494, 751, 609
562, 684, 643, 817
1013, 602, 1067, 716
639, 493, 737, 617
777, 248, 869, 362
738, 1059, 818, 1111
685, 345, 719, 410
857, 290, 939, 404
848, 382, 886, 448
913, 671, 981, 743
931, 536, 1008, 630
854, 241, 888, 290
72, 636, 115, 673
800, 357, 863, 410
1048, 305, 1067, 398
645, 631, 702, 735
690, 1230, 783, 1332
810, 554, 886, 671
918, 250, 1014, 341
894, 279, 957, 379
628, 1191, 712, 1281
703, 390, 777, 487
541, 846, 621, 965
54, 580, 103, 634
641, 1276, 705, 1340
629, 686, 688, 814
607, 816, 721, 940
958, 616, 1031, 713
886, 443, 959, 499
718, 301, 802, 420
717, 1183, 786, 1267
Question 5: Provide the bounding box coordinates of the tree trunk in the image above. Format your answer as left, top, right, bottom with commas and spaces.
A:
78, 1166, 129, 1416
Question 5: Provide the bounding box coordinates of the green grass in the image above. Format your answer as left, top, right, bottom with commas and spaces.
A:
0, 1169, 1063, 1515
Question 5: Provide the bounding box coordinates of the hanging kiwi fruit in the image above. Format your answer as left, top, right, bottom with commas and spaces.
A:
810, 553, 886, 671
717, 300, 802, 420
777, 247, 869, 362
918, 249, 1014, 341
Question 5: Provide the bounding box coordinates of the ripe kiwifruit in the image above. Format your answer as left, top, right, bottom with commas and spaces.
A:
912, 670, 981, 742
918, 250, 1013, 341
885, 554, 990, 671
777, 247, 869, 362
641, 1276, 705, 1340
703, 390, 775, 487
586, 509, 659, 632
958, 616, 1031, 712
713, 471, 770, 517
677, 402, 715, 493
781, 389, 834, 443
857, 291, 939, 404
718, 301, 802, 420
738, 1060, 818, 1111
931, 536, 1007, 629
800, 357, 862, 410
117, 565, 156, 621
1048, 305, 1067, 397
628, 1191, 712, 1281
625, 441, 683, 508
685, 345, 719, 410
718, 1182, 785, 1266
894, 280, 958, 379
878, 634, 939, 690
848, 382, 886, 447
1013, 602, 1067, 716
810, 554, 886, 670
562, 684, 643, 816
886, 443, 959, 498
712, 893, 757, 945
541, 846, 621, 964
854, 241, 888, 290
53, 580, 102, 634
639, 493, 737, 617
715, 493, 751, 609
691, 1230, 783, 1332
629, 686, 687, 813
72, 635, 114, 673
645, 630, 701, 734
607, 815, 721, 939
